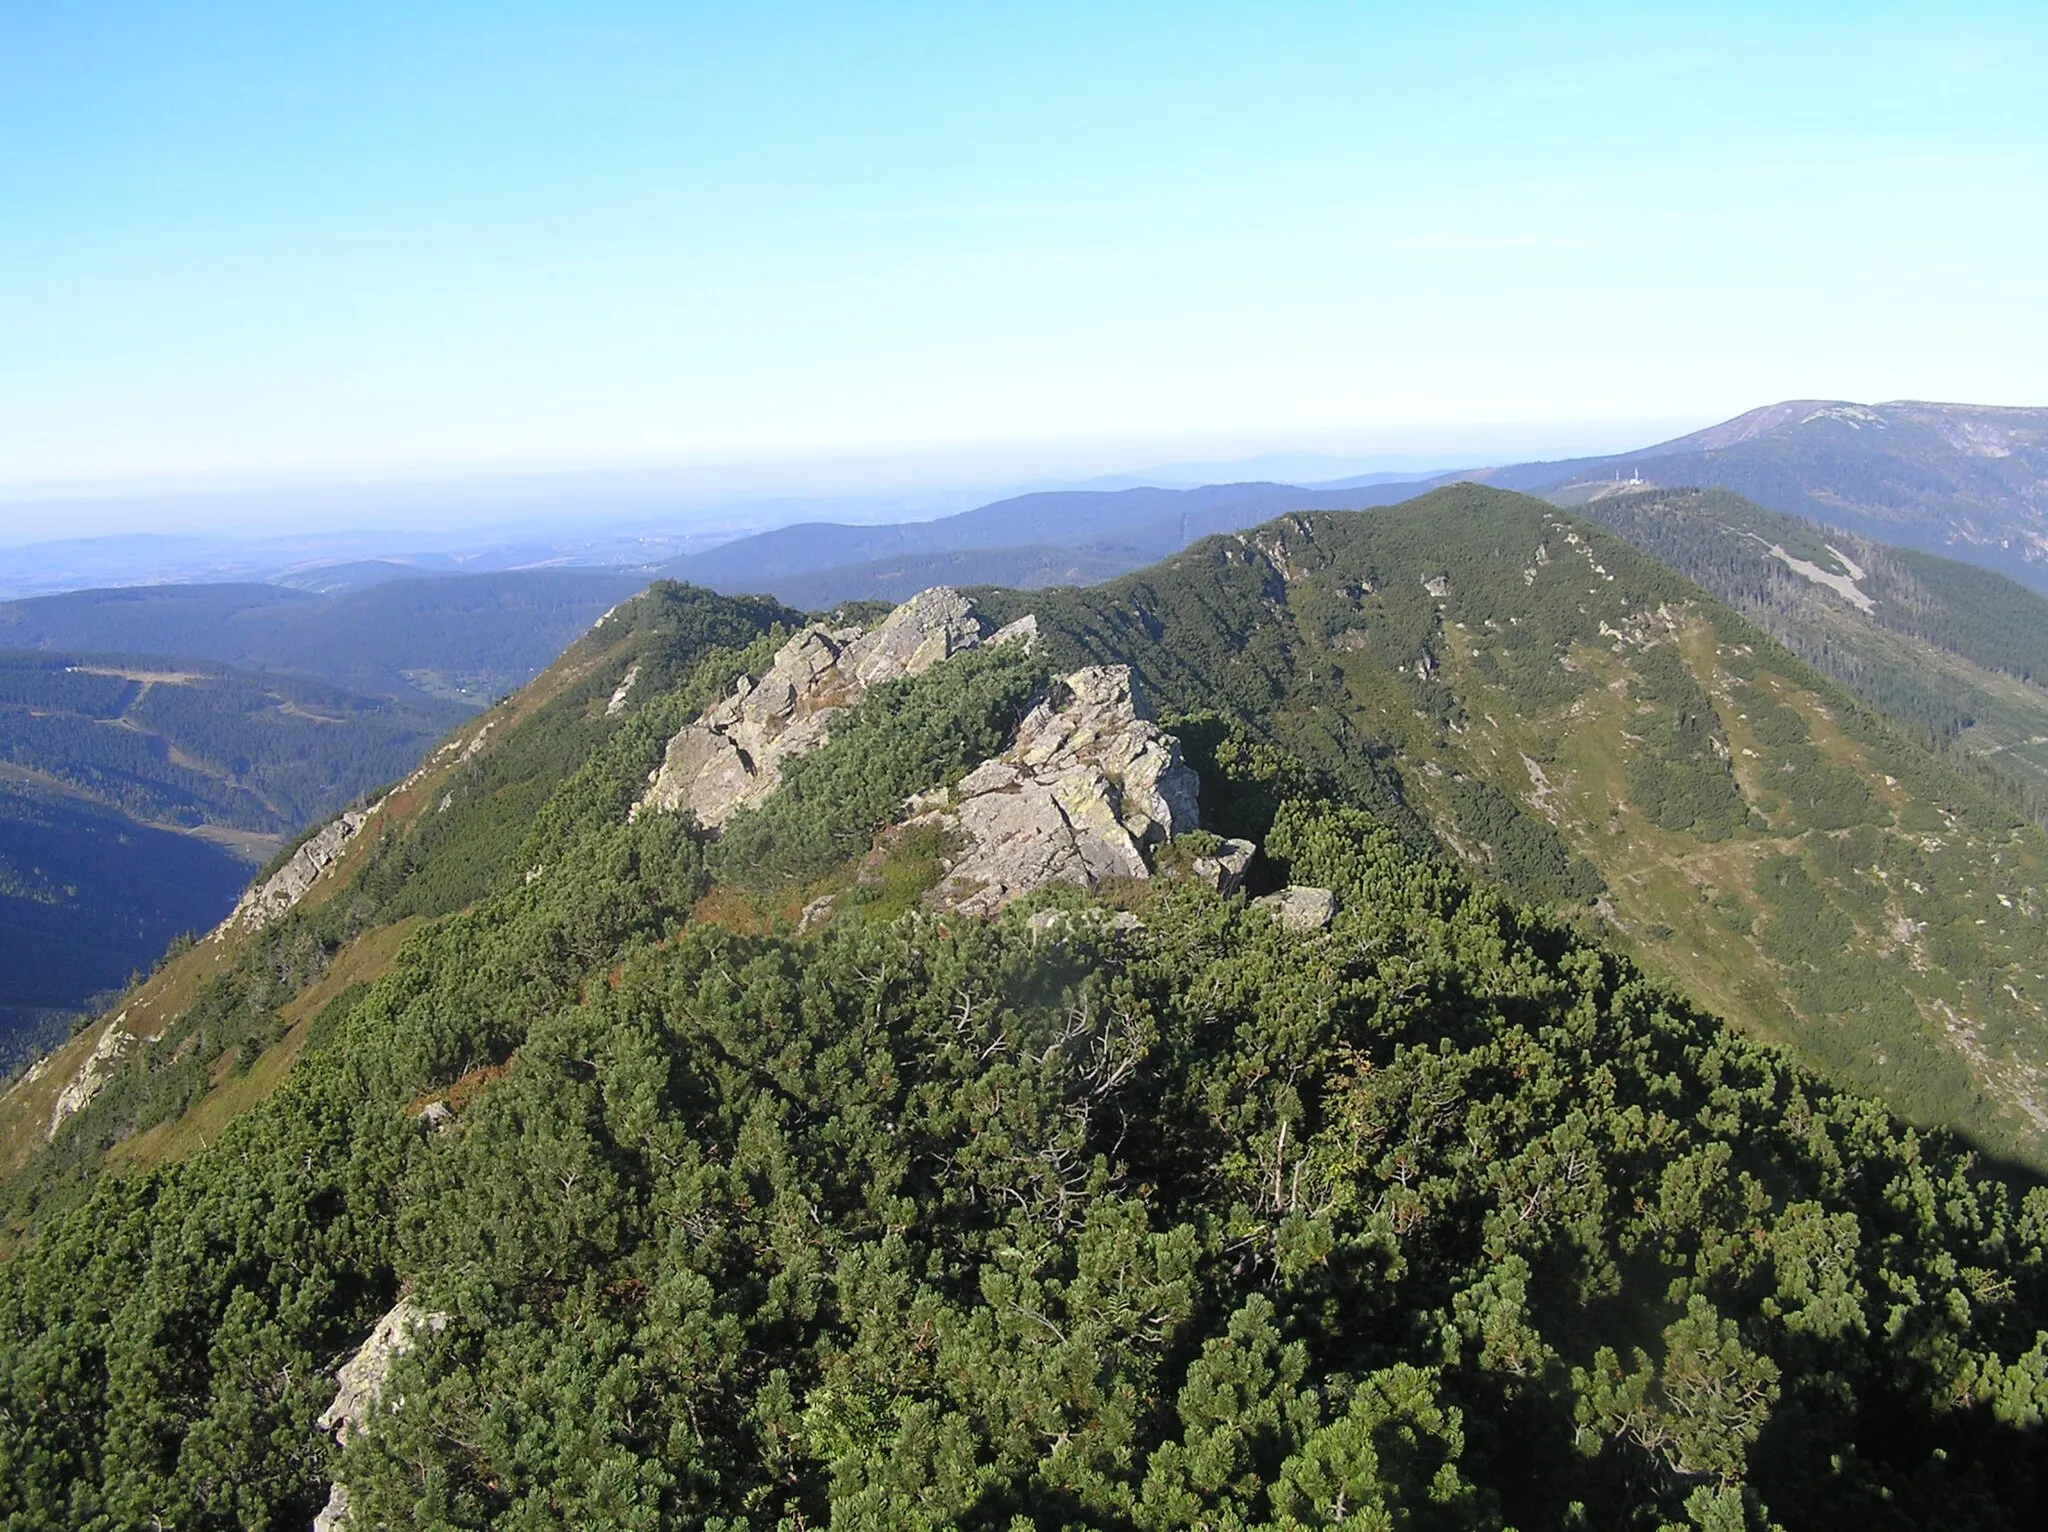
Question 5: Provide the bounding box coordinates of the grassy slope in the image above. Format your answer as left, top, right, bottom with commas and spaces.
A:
983, 487, 2048, 1169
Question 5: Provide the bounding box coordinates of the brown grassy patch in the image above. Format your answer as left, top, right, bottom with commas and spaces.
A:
690, 885, 777, 935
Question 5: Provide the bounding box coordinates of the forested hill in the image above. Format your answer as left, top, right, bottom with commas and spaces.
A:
0, 568, 643, 705
0, 553, 2045, 1528
977, 486, 2048, 1170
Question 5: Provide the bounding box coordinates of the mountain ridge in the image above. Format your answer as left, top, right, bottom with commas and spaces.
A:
4, 512, 2047, 1527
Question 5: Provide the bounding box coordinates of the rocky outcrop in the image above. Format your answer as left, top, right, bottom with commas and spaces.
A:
222, 809, 370, 935
46, 1013, 136, 1139
1191, 838, 1257, 896
641, 588, 1026, 829
313, 1299, 450, 1530
1253, 885, 1338, 931
909, 665, 1201, 917
604, 662, 641, 717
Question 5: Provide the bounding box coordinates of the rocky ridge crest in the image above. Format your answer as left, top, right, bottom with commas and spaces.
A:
907, 664, 1201, 915
640, 587, 1033, 828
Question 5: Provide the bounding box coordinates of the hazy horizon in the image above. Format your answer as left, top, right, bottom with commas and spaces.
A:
8, 4, 2043, 493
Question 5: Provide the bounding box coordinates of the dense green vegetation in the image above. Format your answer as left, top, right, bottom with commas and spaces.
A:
7, 533, 2048, 1529
977, 490, 2048, 1171
2, 588, 2045, 1527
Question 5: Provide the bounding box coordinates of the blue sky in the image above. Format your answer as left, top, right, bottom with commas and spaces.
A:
3, 1, 2044, 491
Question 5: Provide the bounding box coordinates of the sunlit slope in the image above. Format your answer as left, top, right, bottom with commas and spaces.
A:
0, 566, 2044, 1526
0, 582, 800, 1207
1576, 486, 2048, 815
989, 486, 2048, 1168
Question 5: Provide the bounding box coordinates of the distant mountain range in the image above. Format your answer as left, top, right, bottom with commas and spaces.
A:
656, 479, 1438, 604
1455, 400, 2048, 593
623, 400, 2048, 608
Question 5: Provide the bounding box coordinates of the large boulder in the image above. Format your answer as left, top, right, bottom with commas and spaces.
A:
912, 665, 1201, 916
641, 587, 1008, 828
1253, 885, 1338, 932
1191, 837, 1258, 896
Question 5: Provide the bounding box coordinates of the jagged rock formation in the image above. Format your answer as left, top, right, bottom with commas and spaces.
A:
1254, 885, 1338, 931
46, 1014, 135, 1139
641, 589, 1034, 828
221, 809, 370, 935
909, 665, 1201, 917
313, 1299, 449, 1531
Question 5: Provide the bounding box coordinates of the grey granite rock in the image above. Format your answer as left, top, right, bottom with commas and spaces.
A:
221, 809, 371, 935
640, 587, 1017, 828
46, 1013, 137, 1140
313, 1299, 450, 1528
1252, 885, 1338, 931
915, 665, 1201, 916
1191, 837, 1258, 896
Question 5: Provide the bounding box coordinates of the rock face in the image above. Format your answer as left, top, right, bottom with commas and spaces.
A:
314, 1299, 450, 1530
641, 588, 1020, 829
46, 1014, 136, 1139
222, 809, 370, 935
1253, 885, 1338, 932
911, 665, 1201, 917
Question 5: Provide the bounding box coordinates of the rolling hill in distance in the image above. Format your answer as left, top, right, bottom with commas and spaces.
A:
6, 494, 2048, 1526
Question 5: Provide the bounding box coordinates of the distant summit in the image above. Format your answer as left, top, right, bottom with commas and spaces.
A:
1459, 398, 2048, 591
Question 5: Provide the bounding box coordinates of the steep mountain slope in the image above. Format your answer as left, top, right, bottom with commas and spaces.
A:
1464, 399, 2048, 592
0, 568, 645, 704
1, 574, 2044, 1529
0, 651, 466, 1051
982, 487, 2048, 1170
1571, 487, 2048, 813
